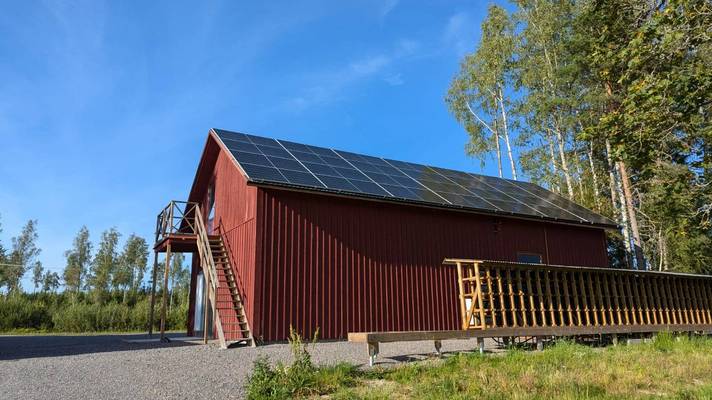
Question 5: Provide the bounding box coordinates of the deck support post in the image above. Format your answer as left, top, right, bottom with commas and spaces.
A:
535, 336, 544, 351
368, 342, 379, 367
477, 337, 485, 354
148, 251, 159, 337
434, 340, 442, 357
159, 243, 172, 342
611, 333, 618, 346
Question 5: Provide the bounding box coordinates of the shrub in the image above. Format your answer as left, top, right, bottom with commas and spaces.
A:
51, 302, 96, 332
0, 294, 53, 331
245, 327, 321, 400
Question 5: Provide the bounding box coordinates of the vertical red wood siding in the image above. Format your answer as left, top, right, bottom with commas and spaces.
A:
255, 188, 608, 342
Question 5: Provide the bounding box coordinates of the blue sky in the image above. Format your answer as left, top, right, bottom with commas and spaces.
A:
1, 1, 508, 290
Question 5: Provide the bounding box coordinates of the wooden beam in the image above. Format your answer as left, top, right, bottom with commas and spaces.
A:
160, 243, 172, 341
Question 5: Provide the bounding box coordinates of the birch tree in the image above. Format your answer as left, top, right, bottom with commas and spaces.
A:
446, 4, 518, 179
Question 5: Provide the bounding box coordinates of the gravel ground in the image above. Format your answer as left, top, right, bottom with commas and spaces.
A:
0, 333, 496, 400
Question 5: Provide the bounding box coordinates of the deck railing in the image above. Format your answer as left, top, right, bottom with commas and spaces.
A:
155, 200, 198, 243
446, 259, 712, 331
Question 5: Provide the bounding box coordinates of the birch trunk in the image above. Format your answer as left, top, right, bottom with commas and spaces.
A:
552, 118, 575, 198
617, 161, 645, 270
606, 139, 632, 268
493, 118, 503, 178
587, 141, 602, 210
573, 148, 586, 201
497, 87, 517, 180
466, 101, 503, 178
546, 129, 560, 193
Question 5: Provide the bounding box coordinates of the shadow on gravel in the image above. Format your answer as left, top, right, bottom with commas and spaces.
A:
0, 333, 196, 361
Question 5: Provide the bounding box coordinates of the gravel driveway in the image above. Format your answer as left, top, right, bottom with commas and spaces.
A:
0, 333, 493, 399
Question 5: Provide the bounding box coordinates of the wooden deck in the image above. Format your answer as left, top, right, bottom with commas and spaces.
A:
348, 259, 712, 366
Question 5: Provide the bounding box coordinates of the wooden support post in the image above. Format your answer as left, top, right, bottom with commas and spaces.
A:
160, 244, 172, 342
456, 262, 467, 330
506, 269, 517, 327
496, 269, 507, 327
473, 262, 486, 329
485, 268, 496, 327
434, 340, 442, 357
527, 270, 537, 326
148, 250, 159, 337
535, 270, 546, 326
517, 270, 528, 327
368, 342, 379, 367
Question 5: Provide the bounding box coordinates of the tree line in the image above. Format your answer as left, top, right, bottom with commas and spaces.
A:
0, 216, 190, 332
447, 0, 711, 272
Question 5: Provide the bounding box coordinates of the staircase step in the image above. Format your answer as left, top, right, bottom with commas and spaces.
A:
217, 305, 244, 310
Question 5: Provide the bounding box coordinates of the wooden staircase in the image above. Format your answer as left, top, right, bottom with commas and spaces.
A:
153, 201, 256, 349
209, 235, 254, 347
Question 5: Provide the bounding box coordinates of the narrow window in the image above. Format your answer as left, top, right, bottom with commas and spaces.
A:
517, 252, 543, 264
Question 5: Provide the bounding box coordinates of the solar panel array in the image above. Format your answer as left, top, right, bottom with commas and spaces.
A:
214, 129, 616, 227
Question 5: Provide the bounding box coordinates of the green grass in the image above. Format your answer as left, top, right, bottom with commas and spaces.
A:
246, 332, 712, 400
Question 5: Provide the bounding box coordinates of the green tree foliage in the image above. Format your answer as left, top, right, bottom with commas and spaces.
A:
63, 226, 92, 292
115, 234, 148, 300
42, 271, 60, 293
88, 228, 120, 298
448, 0, 711, 272
446, 4, 518, 179
5, 220, 40, 292
31, 261, 44, 291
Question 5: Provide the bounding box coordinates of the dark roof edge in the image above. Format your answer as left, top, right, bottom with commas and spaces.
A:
248, 180, 619, 230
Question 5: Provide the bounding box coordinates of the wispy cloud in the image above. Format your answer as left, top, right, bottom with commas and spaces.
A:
283, 39, 419, 113
383, 73, 404, 86
443, 12, 478, 56
378, 0, 399, 20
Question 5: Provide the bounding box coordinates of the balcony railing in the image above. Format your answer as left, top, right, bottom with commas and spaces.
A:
155, 201, 199, 244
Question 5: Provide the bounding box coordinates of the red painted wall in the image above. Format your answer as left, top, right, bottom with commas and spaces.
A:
255, 188, 608, 341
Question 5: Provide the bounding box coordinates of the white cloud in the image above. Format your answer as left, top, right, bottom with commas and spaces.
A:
378, 0, 399, 20
350, 55, 390, 75
282, 39, 418, 112
383, 73, 404, 86
444, 12, 477, 56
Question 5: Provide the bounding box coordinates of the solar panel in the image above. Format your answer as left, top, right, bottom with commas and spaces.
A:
213, 129, 617, 228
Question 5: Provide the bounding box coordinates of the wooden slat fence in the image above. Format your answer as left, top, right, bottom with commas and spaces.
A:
446, 259, 712, 331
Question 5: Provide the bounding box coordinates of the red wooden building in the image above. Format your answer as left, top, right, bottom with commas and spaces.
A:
164, 129, 615, 344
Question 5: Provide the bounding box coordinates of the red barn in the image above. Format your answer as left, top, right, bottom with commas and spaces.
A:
168, 129, 614, 344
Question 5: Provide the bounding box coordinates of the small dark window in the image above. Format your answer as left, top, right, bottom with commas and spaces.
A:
517, 252, 542, 264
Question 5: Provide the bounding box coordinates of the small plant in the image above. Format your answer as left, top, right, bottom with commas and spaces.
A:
652, 331, 675, 352
245, 326, 322, 400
